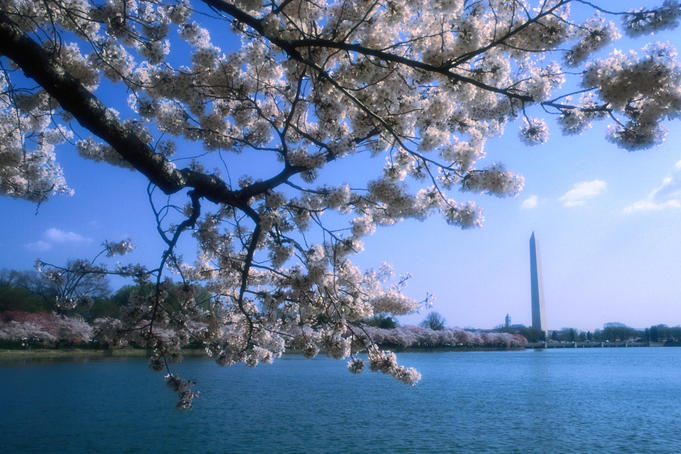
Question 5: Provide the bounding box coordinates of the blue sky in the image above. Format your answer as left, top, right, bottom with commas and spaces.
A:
3, 2, 681, 331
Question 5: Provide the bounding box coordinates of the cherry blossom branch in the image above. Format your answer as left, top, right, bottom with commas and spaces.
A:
203, 0, 535, 102
0, 12, 316, 208
447, 0, 570, 67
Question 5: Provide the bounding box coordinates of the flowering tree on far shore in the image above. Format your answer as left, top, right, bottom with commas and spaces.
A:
362, 325, 528, 349
2, 0, 681, 408
0, 311, 93, 343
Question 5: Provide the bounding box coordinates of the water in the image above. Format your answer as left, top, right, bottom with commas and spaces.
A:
3, 348, 681, 453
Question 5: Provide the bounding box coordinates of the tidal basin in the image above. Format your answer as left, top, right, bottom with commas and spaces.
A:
3, 348, 681, 453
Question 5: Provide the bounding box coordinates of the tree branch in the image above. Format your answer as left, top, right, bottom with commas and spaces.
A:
202, 0, 535, 103
0, 11, 305, 208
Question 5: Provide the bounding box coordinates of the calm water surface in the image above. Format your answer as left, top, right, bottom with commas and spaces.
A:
3, 348, 681, 453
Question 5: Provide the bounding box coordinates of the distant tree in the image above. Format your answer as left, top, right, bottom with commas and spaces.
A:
558, 328, 577, 342
669, 326, 681, 342
647, 324, 681, 343
650, 325, 662, 342
0, 269, 47, 292
511, 327, 544, 343
362, 315, 398, 329
85, 296, 123, 321
498, 325, 545, 343
594, 324, 641, 342
420, 312, 446, 331
0, 266, 113, 317
0, 269, 56, 311
0, 283, 50, 313
36, 261, 111, 313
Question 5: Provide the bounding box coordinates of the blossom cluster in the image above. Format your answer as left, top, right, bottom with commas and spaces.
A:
104, 239, 135, 257
165, 374, 199, 410
0, 311, 93, 343
583, 42, 681, 149
361, 325, 529, 350
623, 1, 681, 36
367, 346, 421, 385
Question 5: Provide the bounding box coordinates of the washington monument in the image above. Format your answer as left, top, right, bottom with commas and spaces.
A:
530, 232, 546, 332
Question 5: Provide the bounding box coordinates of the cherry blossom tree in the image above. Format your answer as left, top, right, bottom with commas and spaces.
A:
361, 325, 528, 349
1, 0, 681, 408
0, 311, 93, 343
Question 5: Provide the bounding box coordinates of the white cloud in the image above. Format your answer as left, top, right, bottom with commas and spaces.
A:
24, 228, 91, 252
44, 228, 90, 243
520, 195, 538, 210
25, 240, 52, 252
559, 180, 607, 207
625, 160, 681, 214
624, 200, 681, 213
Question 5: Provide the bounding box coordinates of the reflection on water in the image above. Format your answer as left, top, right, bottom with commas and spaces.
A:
3, 348, 681, 453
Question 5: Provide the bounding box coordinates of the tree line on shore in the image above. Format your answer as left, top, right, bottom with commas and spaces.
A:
514, 323, 681, 345
3, 269, 679, 350
378, 312, 681, 346
0, 269, 527, 350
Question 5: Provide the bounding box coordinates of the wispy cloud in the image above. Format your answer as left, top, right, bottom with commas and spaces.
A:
624, 160, 681, 214
45, 228, 90, 243
559, 180, 607, 207
520, 195, 538, 210
24, 228, 92, 252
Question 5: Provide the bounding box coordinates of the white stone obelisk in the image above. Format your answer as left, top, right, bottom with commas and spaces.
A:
530, 232, 546, 332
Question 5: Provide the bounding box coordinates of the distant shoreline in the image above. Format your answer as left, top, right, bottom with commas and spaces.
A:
526, 341, 672, 348
0, 348, 206, 362
0, 346, 520, 361
2, 342, 677, 362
